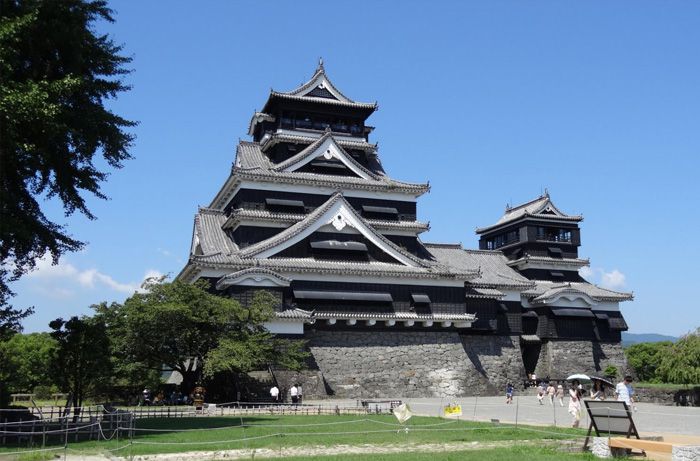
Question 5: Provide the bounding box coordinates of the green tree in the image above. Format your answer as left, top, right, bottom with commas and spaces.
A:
625, 341, 673, 382
49, 316, 112, 415
96, 280, 307, 394
657, 329, 700, 386
0, 332, 57, 392
0, 0, 135, 324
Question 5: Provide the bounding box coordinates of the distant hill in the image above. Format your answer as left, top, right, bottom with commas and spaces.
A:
622, 332, 678, 346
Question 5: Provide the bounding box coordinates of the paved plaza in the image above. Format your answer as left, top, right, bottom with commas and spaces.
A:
307, 396, 700, 437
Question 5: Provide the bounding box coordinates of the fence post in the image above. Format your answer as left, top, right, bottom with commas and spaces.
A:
63, 417, 69, 461
129, 413, 134, 461
473, 394, 478, 421
515, 395, 520, 428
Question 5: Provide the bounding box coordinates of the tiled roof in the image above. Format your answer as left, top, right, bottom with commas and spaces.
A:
232, 141, 429, 195
262, 61, 377, 112
223, 208, 430, 233
507, 255, 590, 269
271, 130, 381, 180
276, 307, 313, 320
190, 256, 477, 280
424, 244, 533, 289
194, 208, 238, 255
523, 281, 633, 303
476, 192, 583, 233
239, 193, 432, 268
260, 132, 377, 153
189, 196, 477, 281
465, 287, 505, 299
310, 310, 476, 322
285, 60, 355, 102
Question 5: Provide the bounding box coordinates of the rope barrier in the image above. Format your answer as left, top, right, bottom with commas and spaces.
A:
0, 446, 65, 456
0, 421, 100, 435
118, 417, 463, 433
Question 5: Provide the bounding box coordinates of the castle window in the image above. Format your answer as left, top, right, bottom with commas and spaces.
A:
537, 227, 572, 243
487, 230, 520, 249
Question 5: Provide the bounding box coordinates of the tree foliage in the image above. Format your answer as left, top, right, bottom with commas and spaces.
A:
625, 341, 673, 382
626, 329, 700, 385
49, 316, 112, 413
0, 0, 135, 322
0, 332, 57, 392
96, 280, 308, 394
657, 329, 700, 386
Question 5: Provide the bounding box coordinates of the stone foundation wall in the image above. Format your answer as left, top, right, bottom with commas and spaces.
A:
635, 386, 700, 407
305, 330, 524, 398
272, 369, 328, 401
460, 335, 525, 394
535, 340, 629, 378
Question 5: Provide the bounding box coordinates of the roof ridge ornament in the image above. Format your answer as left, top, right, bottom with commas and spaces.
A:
318, 57, 325, 72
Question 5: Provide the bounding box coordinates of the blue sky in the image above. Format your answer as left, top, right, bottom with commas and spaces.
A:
11, 1, 700, 336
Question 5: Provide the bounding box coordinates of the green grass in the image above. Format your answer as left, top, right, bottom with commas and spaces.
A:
254, 446, 597, 461
0, 415, 587, 458
636, 382, 699, 390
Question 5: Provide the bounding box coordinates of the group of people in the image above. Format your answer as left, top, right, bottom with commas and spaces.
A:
506, 375, 636, 428
269, 384, 303, 404
568, 375, 636, 428
141, 387, 193, 406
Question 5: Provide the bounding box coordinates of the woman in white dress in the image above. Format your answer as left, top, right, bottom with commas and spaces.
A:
568, 379, 583, 428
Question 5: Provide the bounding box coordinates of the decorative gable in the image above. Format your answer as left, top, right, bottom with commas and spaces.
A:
240, 193, 428, 268
286, 59, 354, 103
272, 132, 378, 180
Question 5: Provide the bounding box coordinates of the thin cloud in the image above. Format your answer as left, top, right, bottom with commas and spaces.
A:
579, 266, 627, 290
27, 254, 162, 295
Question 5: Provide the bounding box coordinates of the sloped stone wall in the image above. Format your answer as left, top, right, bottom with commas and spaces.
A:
460, 335, 526, 394
535, 340, 629, 379
305, 330, 523, 398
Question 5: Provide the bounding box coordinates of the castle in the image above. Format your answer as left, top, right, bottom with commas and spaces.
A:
178, 62, 633, 397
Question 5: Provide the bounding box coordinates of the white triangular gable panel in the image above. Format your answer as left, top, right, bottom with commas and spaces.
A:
536, 200, 566, 217
297, 74, 351, 103
252, 200, 418, 267
281, 137, 370, 179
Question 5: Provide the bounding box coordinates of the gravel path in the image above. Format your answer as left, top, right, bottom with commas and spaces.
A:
305, 396, 700, 436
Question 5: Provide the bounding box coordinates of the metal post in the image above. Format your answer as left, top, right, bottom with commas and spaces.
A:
129, 413, 134, 461
63, 417, 68, 461
515, 395, 520, 428
473, 394, 478, 421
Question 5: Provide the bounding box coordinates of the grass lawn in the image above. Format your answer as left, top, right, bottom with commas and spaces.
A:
0, 415, 588, 459
636, 382, 699, 390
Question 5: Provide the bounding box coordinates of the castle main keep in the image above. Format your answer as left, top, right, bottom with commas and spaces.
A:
178, 63, 633, 398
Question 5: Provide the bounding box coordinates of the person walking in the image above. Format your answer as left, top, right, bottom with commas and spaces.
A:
297, 384, 303, 404
615, 375, 635, 409
556, 384, 565, 406
505, 382, 514, 404
270, 385, 280, 403
590, 380, 606, 400
537, 381, 546, 405
547, 382, 556, 405
568, 380, 583, 428
290, 384, 299, 405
